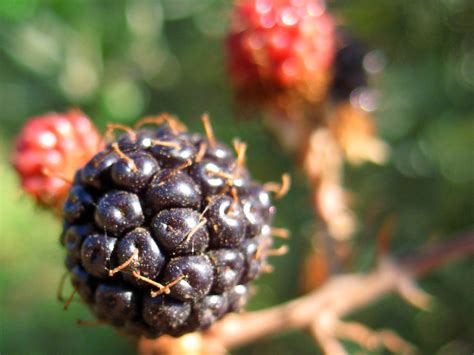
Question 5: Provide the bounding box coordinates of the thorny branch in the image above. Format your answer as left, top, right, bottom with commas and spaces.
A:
138, 228, 474, 354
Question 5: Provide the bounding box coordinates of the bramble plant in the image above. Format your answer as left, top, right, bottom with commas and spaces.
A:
7, 0, 474, 354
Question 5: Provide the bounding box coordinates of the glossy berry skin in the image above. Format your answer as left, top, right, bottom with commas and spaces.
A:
94, 283, 137, 326
60, 119, 277, 338
227, 284, 251, 312
81, 233, 117, 278
111, 152, 159, 192
64, 224, 95, 260
81, 150, 120, 190
63, 185, 95, 223
142, 295, 192, 331
161, 255, 214, 302
206, 196, 246, 248
11, 109, 102, 210
94, 190, 145, 236
115, 228, 166, 286
226, 0, 336, 106
145, 170, 201, 213
151, 208, 209, 256
208, 249, 245, 293
70, 265, 95, 303
190, 294, 228, 329
189, 159, 230, 197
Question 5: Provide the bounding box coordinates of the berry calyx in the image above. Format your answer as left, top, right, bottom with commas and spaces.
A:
12, 109, 102, 210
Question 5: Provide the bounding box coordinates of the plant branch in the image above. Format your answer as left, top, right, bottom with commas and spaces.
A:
202, 229, 474, 349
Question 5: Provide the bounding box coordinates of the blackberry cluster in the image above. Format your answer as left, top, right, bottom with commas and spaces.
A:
61, 118, 278, 338
330, 32, 369, 102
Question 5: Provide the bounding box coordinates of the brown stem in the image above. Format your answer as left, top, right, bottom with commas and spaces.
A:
202, 229, 474, 349
400, 227, 474, 277
137, 230, 473, 354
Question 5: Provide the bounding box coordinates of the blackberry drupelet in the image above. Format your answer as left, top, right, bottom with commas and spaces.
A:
61, 114, 287, 338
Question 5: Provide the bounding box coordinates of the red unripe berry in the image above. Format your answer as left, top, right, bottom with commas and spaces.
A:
11, 109, 102, 210
226, 0, 336, 106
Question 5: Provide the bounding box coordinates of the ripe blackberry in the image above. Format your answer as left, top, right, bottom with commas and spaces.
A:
61, 114, 289, 338
330, 31, 369, 102
226, 0, 336, 109
12, 109, 102, 210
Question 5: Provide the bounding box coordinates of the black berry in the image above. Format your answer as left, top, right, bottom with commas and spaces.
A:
142, 294, 192, 331
189, 294, 228, 329
208, 249, 245, 293
206, 195, 246, 248
151, 208, 209, 256
150, 135, 196, 168
94, 190, 144, 236
81, 233, 117, 278
60, 118, 280, 338
115, 227, 166, 286
64, 224, 95, 261
94, 283, 137, 326
161, 255, 214, 302
145, 170, 201, 214
63, 185, 94, 223
80, 149, 119, 189
111, 151, 159, 192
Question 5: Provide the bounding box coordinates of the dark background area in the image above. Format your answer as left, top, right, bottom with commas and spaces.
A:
0, 0, 473, 354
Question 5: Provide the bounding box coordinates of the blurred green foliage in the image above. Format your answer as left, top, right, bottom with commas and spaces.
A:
0, 0, 473, 354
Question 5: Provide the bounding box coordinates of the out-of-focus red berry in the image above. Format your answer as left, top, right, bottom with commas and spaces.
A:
226, 0, 336, 108
11, 109, 103, 210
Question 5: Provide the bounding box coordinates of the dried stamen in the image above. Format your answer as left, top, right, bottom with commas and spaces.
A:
233, 140, 248, 168
264, 173, 291, 199
56, 271, 70, 302
108, 249, 139, 276
271, 227, 290, 239
151, 140, 181, 149
151, 275, 187, 298
195, 141, 207, 163
254, 243, 266, 261
135, 114, 187, 134
63, 289, 77, 311
132, 271, 186, 298
254, 235, 274, 260
105, 123, 137, 143
261, 264, 274, 274
199, 199, 214, 219
133, 271, 168, 291
151, 275, 186, 298
201, 114, 216, 149
111, 142, 138, 172
41, 168, 73, 185
206, 168, 235, 181
230, 187, 240, 212
157, 159, 193, 185
266, 245, 289, 257
183, 218, 207, 244
91, 149, 116, 169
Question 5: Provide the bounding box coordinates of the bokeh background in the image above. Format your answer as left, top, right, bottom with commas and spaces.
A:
0, 0, 473, 354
